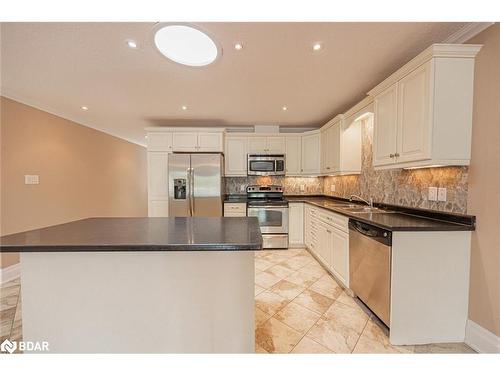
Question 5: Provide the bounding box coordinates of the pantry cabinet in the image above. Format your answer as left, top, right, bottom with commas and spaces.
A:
369, 44, 481, 169
224, 136, 248, 176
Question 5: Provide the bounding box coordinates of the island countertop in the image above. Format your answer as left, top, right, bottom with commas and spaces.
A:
0, 217, 263, 252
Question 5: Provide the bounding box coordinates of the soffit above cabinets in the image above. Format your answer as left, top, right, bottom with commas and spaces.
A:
1, 22, 477, 146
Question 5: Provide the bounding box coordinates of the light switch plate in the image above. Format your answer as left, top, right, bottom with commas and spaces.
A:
438, 187, 447, 202
330, 184, 336, 192
428, 187, 438, 201
24, 175, 39, 185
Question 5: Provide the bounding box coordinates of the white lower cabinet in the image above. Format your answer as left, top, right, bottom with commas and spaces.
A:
223, 203, 247, 217
147, 152, 169, 217
288, 203, 304, 247
304, 204, 349, 288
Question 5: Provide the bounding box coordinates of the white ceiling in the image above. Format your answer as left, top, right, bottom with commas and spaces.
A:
1, 22, 469, 146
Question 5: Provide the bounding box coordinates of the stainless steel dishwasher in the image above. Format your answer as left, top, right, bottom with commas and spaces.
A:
349, 219, 392, 326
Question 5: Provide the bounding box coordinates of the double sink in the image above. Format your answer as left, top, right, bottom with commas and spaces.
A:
322, 202, 395, 214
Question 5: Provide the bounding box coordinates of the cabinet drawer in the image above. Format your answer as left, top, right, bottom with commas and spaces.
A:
317, 209, 348, 232
224, 203, 247, 216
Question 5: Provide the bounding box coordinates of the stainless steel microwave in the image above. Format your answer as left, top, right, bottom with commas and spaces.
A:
247, 154, 286, 176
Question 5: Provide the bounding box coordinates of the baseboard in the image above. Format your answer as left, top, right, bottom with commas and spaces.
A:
0, 262, 21, 284
465, 319, 500, 353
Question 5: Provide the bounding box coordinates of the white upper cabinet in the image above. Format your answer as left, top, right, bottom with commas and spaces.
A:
172, 132, 198, 151
285, 136, 302, 175
147, 133, 173, 152
369, 44, 482, 169
301, 131, 321, 175
248, 136, 285, 153
224, 136, 248, 176
197, 132, 224, 152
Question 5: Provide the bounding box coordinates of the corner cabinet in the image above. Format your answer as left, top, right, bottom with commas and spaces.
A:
369, 44, 482, 169
301, 131, 321, 175
285, 136, 302, 175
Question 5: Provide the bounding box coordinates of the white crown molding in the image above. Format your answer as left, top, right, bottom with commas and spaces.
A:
0, 263, 20, 284
343, 96, 374, 119
465, 319, 500, 353
368, 43, 483, 98
443, 22, 495, 43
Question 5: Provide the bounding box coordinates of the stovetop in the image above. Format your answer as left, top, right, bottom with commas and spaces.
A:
246, 185, 287, 206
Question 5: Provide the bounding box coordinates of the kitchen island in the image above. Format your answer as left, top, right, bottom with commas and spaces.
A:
0, 217, 263, 353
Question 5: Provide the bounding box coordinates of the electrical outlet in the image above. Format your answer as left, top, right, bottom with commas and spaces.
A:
330, 184, 336, 192
438, 187, 447, 202
24, 175, 39, 185
428, 187, 437, 201
300, 184, 305, 192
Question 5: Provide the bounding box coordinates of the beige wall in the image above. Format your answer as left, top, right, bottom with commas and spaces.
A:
0, 97, 147, 268
467, 24, 500, 337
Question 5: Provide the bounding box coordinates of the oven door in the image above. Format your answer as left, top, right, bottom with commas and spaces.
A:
247, 206, 289, 234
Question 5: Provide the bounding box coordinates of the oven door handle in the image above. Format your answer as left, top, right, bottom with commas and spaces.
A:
248, 206, 288, 209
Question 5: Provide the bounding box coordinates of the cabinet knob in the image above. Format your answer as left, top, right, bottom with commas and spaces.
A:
394, 153, 400, 157
389, 154, 395, 158
326, 167, 330, 170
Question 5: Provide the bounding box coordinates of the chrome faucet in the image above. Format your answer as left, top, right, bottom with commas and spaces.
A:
349, 194, 373, 208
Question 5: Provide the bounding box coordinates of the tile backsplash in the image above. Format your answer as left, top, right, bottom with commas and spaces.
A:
224, 119, 469, 214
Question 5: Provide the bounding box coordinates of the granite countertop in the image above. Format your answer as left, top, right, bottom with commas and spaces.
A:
223, 195, 247, 203
287, 196, 475, 232
0, 217, 263, 252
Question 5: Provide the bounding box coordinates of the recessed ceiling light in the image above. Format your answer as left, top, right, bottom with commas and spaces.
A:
154, 25, 218, 66
126, 39, 138, 49
80, 106, 88, 111
282, 106, 288, 111
181, 105, 188, 111
234, 43, 243, 50
312, 43, 322, 51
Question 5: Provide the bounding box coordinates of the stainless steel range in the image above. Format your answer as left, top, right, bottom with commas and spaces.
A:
246, 185, 288, 249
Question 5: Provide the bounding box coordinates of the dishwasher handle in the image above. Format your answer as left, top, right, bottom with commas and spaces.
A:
349, 219, 392, 246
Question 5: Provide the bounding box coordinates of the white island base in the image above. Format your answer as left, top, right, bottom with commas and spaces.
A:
20, 250, 255, 353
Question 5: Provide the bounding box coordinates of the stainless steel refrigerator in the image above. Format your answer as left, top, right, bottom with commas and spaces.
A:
168, 153, 224, 217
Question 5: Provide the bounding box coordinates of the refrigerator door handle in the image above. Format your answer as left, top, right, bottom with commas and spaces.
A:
186, 167, 192, 216
190, 167, 195, 215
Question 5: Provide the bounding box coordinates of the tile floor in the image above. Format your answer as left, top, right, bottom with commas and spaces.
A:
0, 248, 475, 354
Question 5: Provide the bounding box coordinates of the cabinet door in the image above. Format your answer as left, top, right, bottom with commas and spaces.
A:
198, 132, 223, 152
147, 133, 173, 152
285, 136, 302, 175
288, 203, 304, 247
172, 132, 198, 151
224, 136, 248, 176
147, 152, 169, 198
267, 137, 285, 153
324, 123, 341, 173
397, 62, 432, 163
373, 84, 398, 166
301, 133, 321, 174
317, 223, 333, 266
332, 229, 349, 287
248, 137, 268, 153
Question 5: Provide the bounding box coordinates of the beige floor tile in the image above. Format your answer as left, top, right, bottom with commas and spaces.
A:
255, 290, 291, 316
255, 307, 272, 327
255, 271, 282, 289
274, 302, 321, 334
291, 337, 333, 354
284, 270, 321, 288
299, 263, 328, 278
255, 284, 265, 296
270, 280, 305, 300
265, 264, 295, 279
324, 301, 369, 334
309, 275, 343, 300
255, 258, 275, 271
279, 257, 313, 270
413, 342, 475, 353
307, 317, 361, 353
10, 319, 22, 341
0, 306, 16, 337
353, 320, 413, 354
255, 317, 303, 353
0, 278, 20, 288
293, 289, 334, 315
336, 292, 371, 315
255, 343, 269, 353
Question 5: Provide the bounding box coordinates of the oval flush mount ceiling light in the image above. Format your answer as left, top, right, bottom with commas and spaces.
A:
154, 25, 218, 66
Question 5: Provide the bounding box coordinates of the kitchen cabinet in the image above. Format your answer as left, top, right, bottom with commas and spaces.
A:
304, 203, 349, 288
147, 133, 173, 152
248, 136, 285, 153
321, 117, 341, 174
223, 202, 247, 217
224, 136, 248, 176
288, 202, 304, 247
172, 131, 223, 152
147, 152, 169, 217
301, 131, 321, 175
369, 44, 481, 169
285, 136, 302, 175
